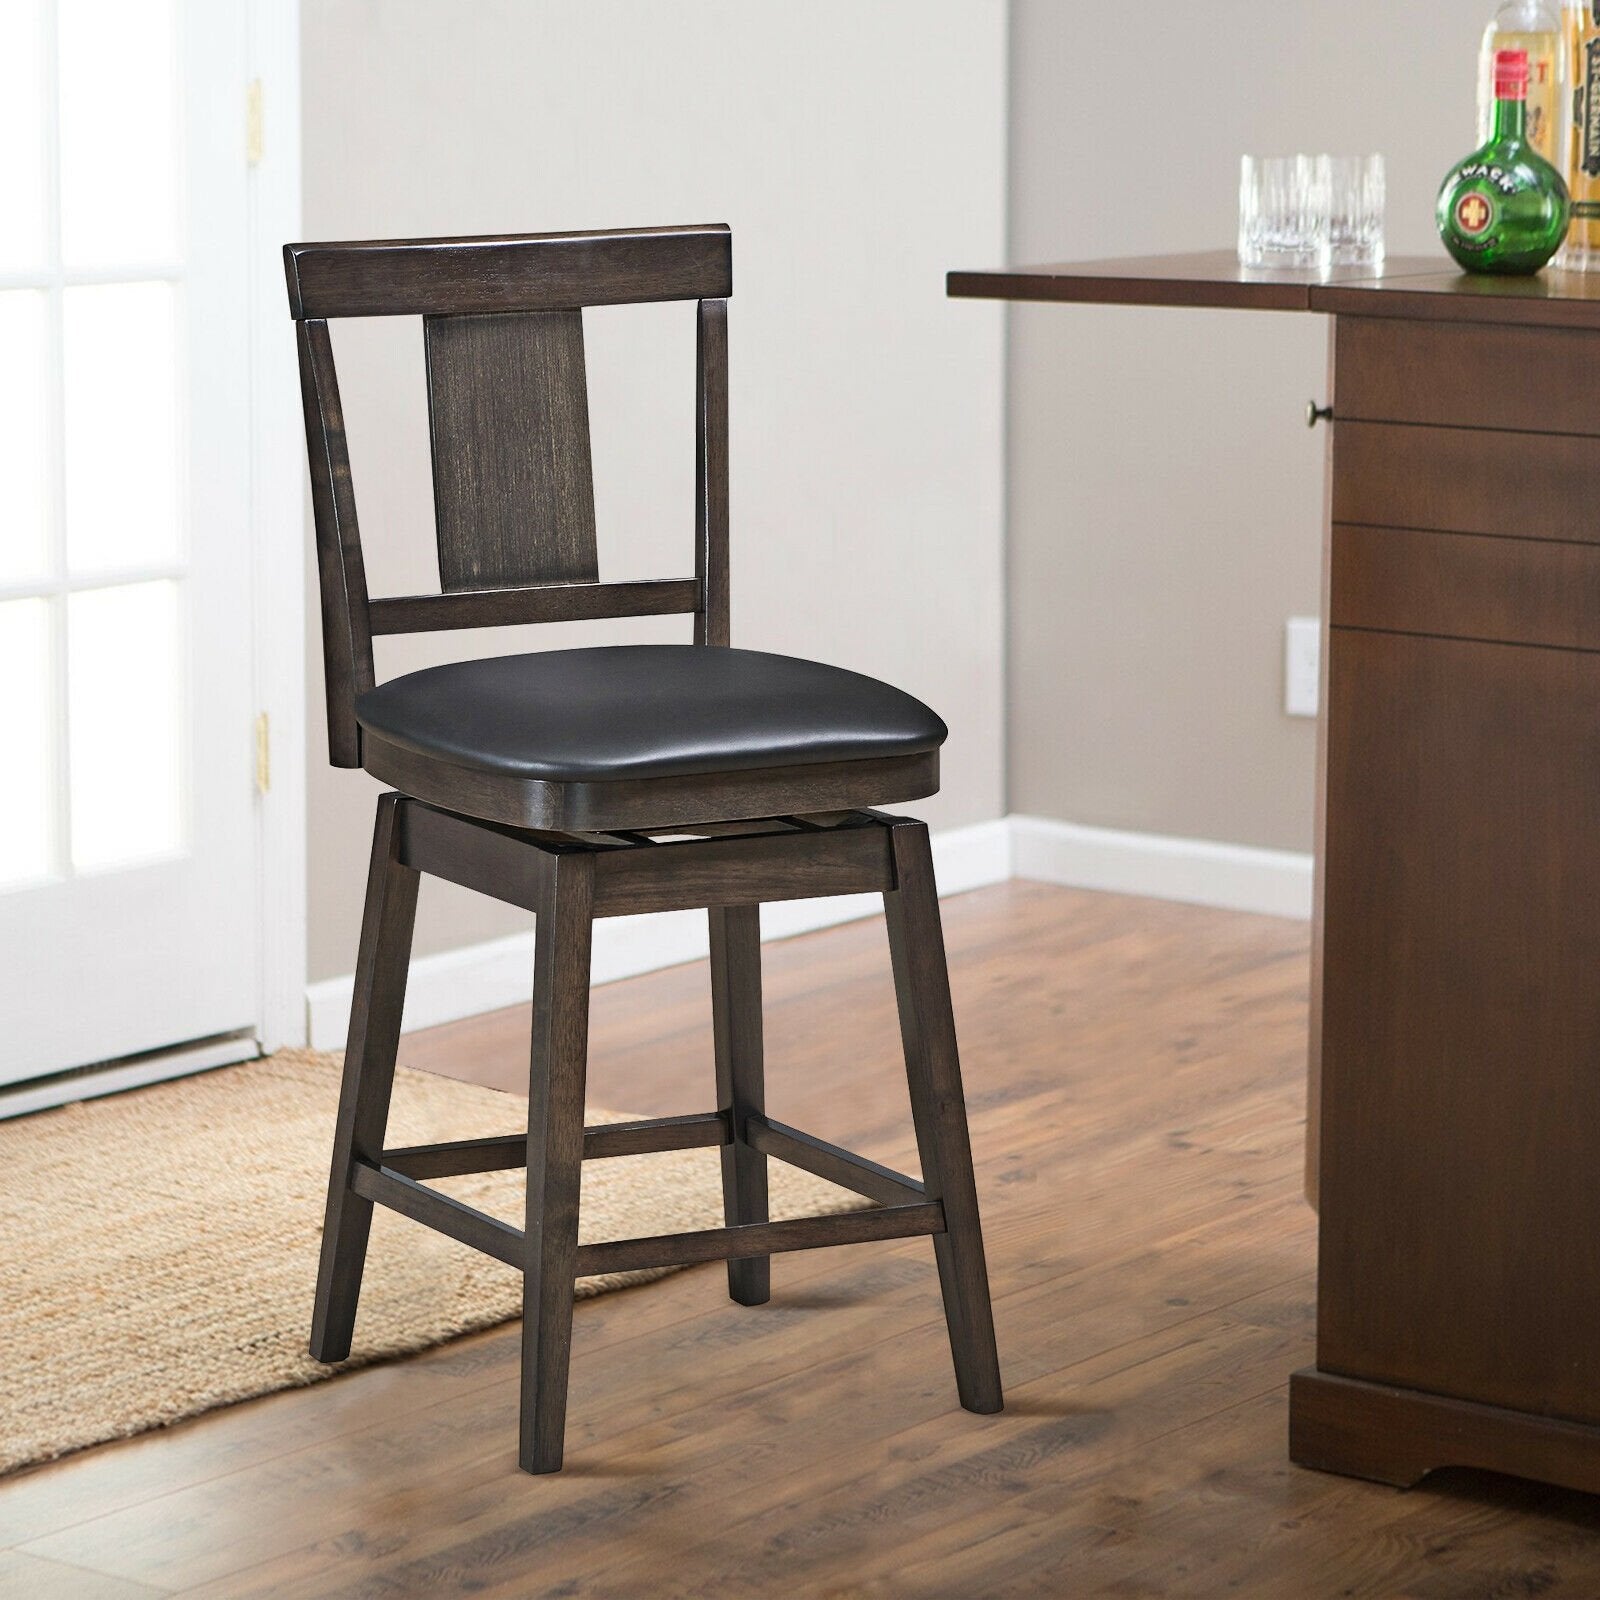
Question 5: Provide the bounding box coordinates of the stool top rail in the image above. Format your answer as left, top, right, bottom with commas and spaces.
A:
284, 224, 732, 319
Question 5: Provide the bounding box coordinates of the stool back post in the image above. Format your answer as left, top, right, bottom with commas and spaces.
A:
695, 296, 730, 648
283, 225, 735, 768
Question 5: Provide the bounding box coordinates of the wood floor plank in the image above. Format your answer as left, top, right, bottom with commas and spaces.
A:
6, 882, 1595, 1597
34, 1170, 1308, 1593
0, 1549, 171, 1600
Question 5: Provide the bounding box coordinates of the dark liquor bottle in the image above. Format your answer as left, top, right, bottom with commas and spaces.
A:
1438, 48, 1570, 272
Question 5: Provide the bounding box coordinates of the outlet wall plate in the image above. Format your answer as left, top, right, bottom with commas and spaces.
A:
1285, 616, 1321, 718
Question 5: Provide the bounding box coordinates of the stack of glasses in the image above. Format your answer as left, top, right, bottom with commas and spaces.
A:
1238, 154, 1386, 271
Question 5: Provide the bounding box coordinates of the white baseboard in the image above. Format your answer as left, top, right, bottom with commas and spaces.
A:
305, 813, 1311, 1051
305, 819, 1012, 1051
1008, 814, 1314, 921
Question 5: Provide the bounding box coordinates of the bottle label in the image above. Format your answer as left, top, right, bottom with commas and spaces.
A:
1454, 190, 1498, 238
1585, 37, 1600, 176
1454, 162, 1521, 197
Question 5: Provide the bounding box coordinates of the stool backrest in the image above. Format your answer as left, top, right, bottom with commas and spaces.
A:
284, 225, 732, 766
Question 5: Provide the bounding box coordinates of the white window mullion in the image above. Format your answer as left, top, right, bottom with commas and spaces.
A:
0, 265, 184, 294
42, 0, 71, 883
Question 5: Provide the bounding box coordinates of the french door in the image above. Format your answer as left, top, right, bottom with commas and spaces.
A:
0, 0, 260, 1086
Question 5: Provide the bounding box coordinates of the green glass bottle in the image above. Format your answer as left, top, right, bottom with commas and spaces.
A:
1437, 47, 1570, 273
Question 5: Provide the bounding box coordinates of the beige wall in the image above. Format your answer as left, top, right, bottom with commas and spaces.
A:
1007, 2, 1485, 852
300, 2, 1008, 981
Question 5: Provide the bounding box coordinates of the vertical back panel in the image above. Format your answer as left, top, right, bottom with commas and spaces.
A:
424, 309, 600, 591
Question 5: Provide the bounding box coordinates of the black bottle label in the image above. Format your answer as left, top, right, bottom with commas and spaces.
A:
1585, 39, 1600, 176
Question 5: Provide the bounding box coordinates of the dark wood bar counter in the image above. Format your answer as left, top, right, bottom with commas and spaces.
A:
951, 252, 1600, 1497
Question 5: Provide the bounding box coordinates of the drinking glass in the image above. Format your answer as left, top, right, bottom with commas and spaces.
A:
1327, 154, 1386, 267
1238, 155, 1332, 271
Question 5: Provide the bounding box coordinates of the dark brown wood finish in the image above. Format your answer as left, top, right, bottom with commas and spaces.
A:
396, 800, 894, 919
290, 227, 999, 1476
362, 731, 940, 834
1304, 315, 1338, 1208
1290, 1372, 1600, 1497
380, 1111, 732, 1180
1317, 628, 1600, 1426
303, 794, 998, 1474
351, 1160, 526, 1270
424, 309, 600, 592
1333, 315, 1600, 435
309, 794, 419, 1359
954, 250, 1600, 1496
946, 250, 1444, 313
579, 1112, 729, 1160
286, 225, 736, 795
949, 248, 1600, 331
745, 1114, 927, 1207
520, 850, 595, 1475
1315, 278, 1600, 1491
696, 297, 731, 647
592, 824, 892, 916
1331, 523, 1600, 651
709, 904, 769, 1304
884, 818, 1003, 1415
571, 1204, 946, 1278
295, 319, 373, 767
1331, 421, 1600, 542
284, 224, 733, 318
367, 577, 700, 635
1311, 264, 1600, 329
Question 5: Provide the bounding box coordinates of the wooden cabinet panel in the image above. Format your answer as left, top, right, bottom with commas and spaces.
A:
1318, 628, 1600, 1423
1331, 523, 1600, 650
1336, 316, 1600, 436
1332, 422, 1600, 542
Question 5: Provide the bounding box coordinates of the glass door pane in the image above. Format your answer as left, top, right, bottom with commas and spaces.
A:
63, 282, 183, 574
57, 0, 181, 269
0, 1, 49, 273
67, 581, 185, 873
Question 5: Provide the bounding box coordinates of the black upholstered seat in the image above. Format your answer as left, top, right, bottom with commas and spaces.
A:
355, 644, 947, 784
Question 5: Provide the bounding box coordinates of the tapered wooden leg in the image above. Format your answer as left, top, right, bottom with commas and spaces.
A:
520, 851, 595, 1474
709, 904, 770, 1305
311, 792, 420, 1363
883, 819, 1003, 1415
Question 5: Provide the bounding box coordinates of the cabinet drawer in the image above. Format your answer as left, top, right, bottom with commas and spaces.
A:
1332, 421, 1600, 542
1332, 523, 1600, 651
1336, 316, 1600, 435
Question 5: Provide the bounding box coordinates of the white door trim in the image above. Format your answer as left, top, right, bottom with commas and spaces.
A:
246, 0, 306, 1051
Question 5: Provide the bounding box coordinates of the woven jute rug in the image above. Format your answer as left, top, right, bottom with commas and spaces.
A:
0, 1048, 852, 1475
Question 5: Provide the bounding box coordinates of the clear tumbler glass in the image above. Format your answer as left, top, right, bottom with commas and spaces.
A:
1238, 155, 1333, 271
1327, 155, 1386, 267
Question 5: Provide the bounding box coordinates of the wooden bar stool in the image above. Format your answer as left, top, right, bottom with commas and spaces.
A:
284, 224, 1002, 1473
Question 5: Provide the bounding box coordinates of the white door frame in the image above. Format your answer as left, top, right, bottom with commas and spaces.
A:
247, 0, 306, 1054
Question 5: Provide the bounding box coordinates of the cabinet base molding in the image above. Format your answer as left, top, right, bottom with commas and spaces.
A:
1289, 1369, 1600, 1496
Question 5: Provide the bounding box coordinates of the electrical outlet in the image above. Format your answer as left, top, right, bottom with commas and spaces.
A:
1285, 617, 1320, 718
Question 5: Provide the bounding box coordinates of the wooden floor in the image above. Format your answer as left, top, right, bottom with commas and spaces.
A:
5, 880, 1600, 1598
